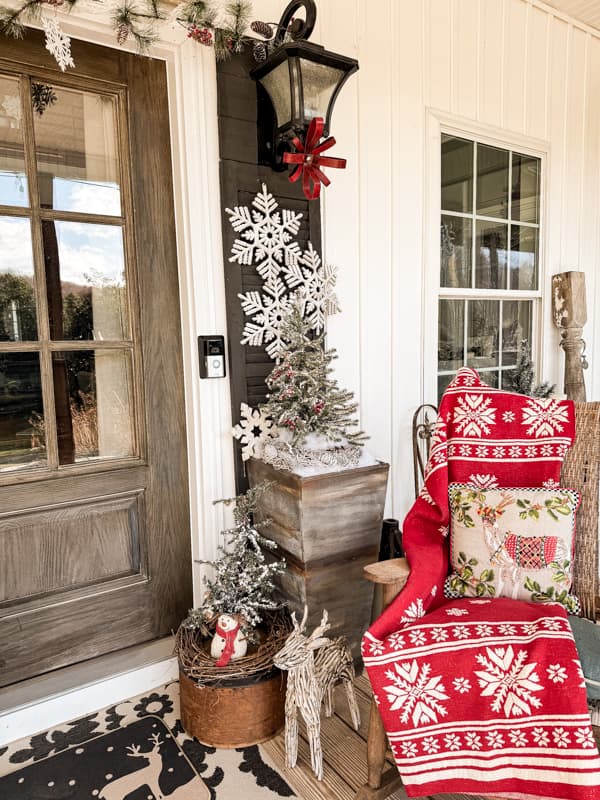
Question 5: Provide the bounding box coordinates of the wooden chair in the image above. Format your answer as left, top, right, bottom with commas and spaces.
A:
356, 401, 600, 800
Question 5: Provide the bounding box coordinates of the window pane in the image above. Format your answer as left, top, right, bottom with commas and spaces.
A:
477, 144, 509, 218
479, 369, 498, 388
512, 154, 540, 224
0, 76, 29, 206
502, 300, 533, 366
0, 352, 46, 472
510, 225, 538, 290
52, 349, 134, 465
438, 372, 454, 401
441, 135, 473, 213
42, 221, 127, 341
33, 86, 121, 216
441, 215, 471, 288
467, 299, 499, 369
0, 216, 37, 341
438, 299, 464, 372
475, 221, 508, 289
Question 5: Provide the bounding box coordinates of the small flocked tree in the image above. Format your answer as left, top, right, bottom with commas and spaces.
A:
261, 303, 367, 449
182, 483, 285, 634
504, 339, 555, 398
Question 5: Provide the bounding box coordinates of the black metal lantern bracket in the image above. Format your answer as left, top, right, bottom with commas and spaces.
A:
250, 0, 359, 169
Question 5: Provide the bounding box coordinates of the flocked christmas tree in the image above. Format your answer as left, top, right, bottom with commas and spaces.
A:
261, 302, 367, 449
182, 483, 285, 635
504, 339, 555, 398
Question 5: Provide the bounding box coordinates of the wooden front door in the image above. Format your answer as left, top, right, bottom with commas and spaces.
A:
0, 34, 192, 687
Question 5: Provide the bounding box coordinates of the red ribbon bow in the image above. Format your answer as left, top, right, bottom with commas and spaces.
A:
283, 117, 347, 200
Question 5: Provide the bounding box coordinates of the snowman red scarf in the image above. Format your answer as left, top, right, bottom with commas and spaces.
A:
215, 618, 241, 668
363, 369, 600, 800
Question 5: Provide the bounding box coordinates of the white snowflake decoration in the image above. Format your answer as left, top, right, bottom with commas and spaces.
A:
42, 16, 75, 72
1, 95, 21, 127
238, 276, 292, 358
227, 184, 302, 281
283, 243, 340, 334
228, 185, 339, 359
231, 403, 275, 461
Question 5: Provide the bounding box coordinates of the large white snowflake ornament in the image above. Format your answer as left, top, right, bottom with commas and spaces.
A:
227, 185, 340, 359
232, 403, 276, 461
283, 243, 340, 334
383, 661, 449, 725
42, 16, 75, 72
475, 645, 543, 717
227, 184, 302, 281
238, 277, 292, 359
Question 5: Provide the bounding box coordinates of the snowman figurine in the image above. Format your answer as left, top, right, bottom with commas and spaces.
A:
211, 613, 247, 667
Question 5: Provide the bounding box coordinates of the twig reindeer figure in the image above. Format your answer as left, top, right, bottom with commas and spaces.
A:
273, 607, 360, 780
99, 733, 165, 800
479, 492, 569, 597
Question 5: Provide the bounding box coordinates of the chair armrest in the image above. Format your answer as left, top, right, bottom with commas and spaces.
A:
364, 558, 410, 607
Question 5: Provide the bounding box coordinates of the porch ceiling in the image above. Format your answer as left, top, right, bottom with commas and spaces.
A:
543, 0, 600, 31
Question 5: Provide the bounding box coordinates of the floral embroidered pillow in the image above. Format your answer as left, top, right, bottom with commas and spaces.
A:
444, 484, 581, 613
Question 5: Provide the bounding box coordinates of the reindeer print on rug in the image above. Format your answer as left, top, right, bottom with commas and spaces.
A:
445, 485, 580, 612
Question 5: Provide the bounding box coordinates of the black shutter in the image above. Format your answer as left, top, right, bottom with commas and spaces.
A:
217, 50, 322, 489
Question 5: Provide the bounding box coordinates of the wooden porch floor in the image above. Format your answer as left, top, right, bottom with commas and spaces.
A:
261, 673, 478, 800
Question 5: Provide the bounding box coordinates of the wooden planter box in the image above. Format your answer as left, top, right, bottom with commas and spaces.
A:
179, 669, 286, 748
247, 458, 389, 662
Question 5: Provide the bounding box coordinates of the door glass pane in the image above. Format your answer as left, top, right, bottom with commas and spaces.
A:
502, 300, 532, 366
33, 86, 121, 216
441, 215, 471, 288
441, 135, 473, 213
0, 76, 28, 206
438, 299, 464, 373
479, 369, 498, 388
512, 154, 540, 224
467, 299, 499, 369
0, 216, 37, 341
42, 220, 127, 340
0, 352, 45, 471
510, 225, 538, 290
53, 349, 134, 465
475, 221, 508, 289
477, 144, 509, 218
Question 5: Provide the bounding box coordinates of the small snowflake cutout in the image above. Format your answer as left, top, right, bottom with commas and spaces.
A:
42, 16, 75, 72
232, 403, 275, 461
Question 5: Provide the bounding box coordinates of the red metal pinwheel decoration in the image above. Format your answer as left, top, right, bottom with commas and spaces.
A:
282, 117, 347, 200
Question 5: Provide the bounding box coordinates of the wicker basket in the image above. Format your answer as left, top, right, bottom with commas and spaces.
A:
175, 610, 291, 748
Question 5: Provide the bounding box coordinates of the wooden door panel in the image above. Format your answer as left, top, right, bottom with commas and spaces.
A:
0, 34, 192, 687
0, 491, 143, 603
0, 583, 155, 683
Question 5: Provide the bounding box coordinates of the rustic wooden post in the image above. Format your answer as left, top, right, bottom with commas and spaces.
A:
552, 271, 588, 402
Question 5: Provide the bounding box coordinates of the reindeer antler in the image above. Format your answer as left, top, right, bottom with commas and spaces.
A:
148, 733, 163, 750
310, 610, 331, 640
127, 744, 144, 757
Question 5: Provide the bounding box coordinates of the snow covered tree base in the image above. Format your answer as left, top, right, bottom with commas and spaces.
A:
260, 432, 378, 476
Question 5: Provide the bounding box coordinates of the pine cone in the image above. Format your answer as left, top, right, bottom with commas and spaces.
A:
250, 20, 274, 39
253, 40, 267, 62
116, 21, 131, 45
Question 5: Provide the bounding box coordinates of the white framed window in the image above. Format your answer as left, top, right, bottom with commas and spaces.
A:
437, 133, 542, 400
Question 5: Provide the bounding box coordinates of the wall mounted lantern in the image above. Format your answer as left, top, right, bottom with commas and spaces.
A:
250, 0, 359, 199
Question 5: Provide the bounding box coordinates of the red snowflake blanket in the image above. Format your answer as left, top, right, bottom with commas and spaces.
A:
363, 368, 600, 799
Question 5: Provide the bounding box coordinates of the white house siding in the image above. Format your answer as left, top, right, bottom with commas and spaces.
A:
258, 0, 600, 523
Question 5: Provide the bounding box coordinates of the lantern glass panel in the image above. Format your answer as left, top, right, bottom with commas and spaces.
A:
259, 61, 291, 129
299, 60, 345, 122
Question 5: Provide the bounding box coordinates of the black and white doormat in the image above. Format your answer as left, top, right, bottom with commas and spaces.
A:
0, 681, 295, 799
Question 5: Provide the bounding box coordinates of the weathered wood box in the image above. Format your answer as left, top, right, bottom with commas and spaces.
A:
247, 458, 389, 662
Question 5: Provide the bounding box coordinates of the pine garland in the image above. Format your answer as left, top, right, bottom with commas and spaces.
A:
261, 304, 367, 449
0, 0, 253, 62
182, 482, 285, 635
